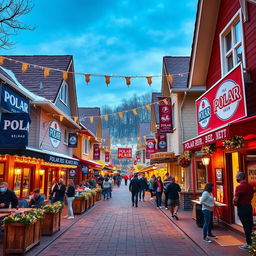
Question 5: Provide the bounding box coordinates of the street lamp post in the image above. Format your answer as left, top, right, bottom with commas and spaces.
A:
202, 156, 210, 183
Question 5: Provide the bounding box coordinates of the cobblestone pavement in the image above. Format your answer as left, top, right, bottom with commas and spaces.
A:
39, 184, 204, 256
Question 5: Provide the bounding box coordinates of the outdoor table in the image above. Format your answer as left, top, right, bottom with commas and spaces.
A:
0, 208, 32, 213
0, 213, 9, 218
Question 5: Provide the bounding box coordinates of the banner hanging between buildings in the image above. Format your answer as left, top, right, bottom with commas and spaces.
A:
196, 65, 246, 135
93, 143, 100, 160
146, 138, 156, 159
157, 133, 167, 152
118, 148, 132, 159
158, 97, 173, 133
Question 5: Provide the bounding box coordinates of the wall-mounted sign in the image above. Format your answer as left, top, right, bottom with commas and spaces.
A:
105, 152, 110, 162
68, 133, 78, 148
146, 138, 156, 159
157, 133, 167, 152
49, 121, 61, 148
215, 168, 223, 184
81, 165, 89, 174
93, 143, 100, 160
196, 65, 246, 135
44, 154, 79, 166
69, 169, 77, 177
118, 148, 132, 159
0, 84, 29, 113
0, 113, 31, 148
136, 151, 141, 161
158, 97, 173, 133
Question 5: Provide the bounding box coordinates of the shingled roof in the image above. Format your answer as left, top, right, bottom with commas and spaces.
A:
163, 56, 190, 88
79, 107, 101, 137
2, 55, 72, 102
152, 92, 161, 124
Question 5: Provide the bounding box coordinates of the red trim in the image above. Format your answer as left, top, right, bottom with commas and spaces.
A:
74, 156, 103, 169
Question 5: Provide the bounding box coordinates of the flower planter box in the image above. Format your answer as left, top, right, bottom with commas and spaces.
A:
89, 196, 93, 207
93, 194, 96, 204
3, 221, 41, 255
41, 211, 61, 236
96, 192, 101, 201
73, 197, 85, 214
84, 198, 89, 211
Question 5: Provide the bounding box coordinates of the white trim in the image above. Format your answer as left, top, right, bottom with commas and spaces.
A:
83, 137, 89, 154
219, 9, 246, 77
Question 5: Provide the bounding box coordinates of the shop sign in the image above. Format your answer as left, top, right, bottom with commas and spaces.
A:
150, 152, 175, 160
69, 169, 77, 178
49, 121, 61, 148
68, 133, 78, 148
0, 84, 29, 113
0, 113, 31, 148
157, 133, 167, 152
118, 148, 132, 159
196, 65, 246, 135
158, 97, 173, 133
81, 165, 89, 174
215, 168, 223, 184
44, 154, 79, 166
105, 152, 110, 162
136, 151, 141, 161
183, 126, 229, 150
93, 143, 100, 160
146, 138, 156, 159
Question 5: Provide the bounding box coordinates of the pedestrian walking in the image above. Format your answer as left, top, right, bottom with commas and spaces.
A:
109, 176, 114, 198
129, 174, 140, 207
166, 177, 181, 220
154, 176, 163, 208
139, 173, 148, 201
65, 179, 75, 219
103, 177, 111, 200
200, 183, 217, 243
116, 174, 122, 187
97, 175, 104, 189
149, 175, 156, 200
124, 174, 129, 186
233, 172, 254, 250
163, 174, 172, 209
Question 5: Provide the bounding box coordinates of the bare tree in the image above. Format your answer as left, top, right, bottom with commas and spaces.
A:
0, 0, 34, 48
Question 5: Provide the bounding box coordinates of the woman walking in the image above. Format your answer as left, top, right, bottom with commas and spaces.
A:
154, 176, 163, 208
103, 177, 111, 200
200, 183, 217, 243
66, 179, 75, 219
149, 175, 156, 200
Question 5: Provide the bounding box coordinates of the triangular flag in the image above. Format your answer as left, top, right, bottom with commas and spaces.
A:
105, 76, 111, 86
118, 112, 123, 119
63, 71, 68, 80
104, 115, 108, 122
143, 136, 146, 140
146, 76, 152, 86
22, 63, 29, 73
73, 116, 78, 123
146, 105, 151, 111
125, 77, 131, 87
163, 98, 169, 105
39, 81, 43, 89
0, 56, 5, 65
90, 116, 94, 123
167, 74, 173, 84
59, 115, 64, 122
85, 74, 90, 84
44, 68, 50, 78
132, 109, 138, 115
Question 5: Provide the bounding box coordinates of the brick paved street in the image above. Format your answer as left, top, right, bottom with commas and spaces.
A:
39, 184, 204, 256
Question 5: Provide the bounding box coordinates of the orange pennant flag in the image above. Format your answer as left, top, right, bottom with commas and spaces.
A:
85, 74, 90, 84
89, 116, 94, 123
104, 115, 108, 122
163, 98, 169, 105
22, 63, 29, 73
118, 112, 123, 119
44, 68, 50, 78
146, 105, 151, 111
132, 109, 138, 115
63, 71, 68, 80
125, 77, 131, 87
105, 76, 111, 86
146, 76, 152, 86
0, 56, 5, 65
167, 74, 173, 84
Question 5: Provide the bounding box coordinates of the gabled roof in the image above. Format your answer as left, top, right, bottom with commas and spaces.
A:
139, 122, 151, 144
152, 92, 161, 124
163, 56, 190, 88
79, 107, 101, 137
102, 128, 110, 147
2, 55, 72, 102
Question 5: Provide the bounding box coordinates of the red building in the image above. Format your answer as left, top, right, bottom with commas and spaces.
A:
185, 0, 256, 225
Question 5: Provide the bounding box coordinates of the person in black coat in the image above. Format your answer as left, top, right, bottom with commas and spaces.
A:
29, 188, 45, 208
0, 182, 18, 208
52, 178, 66, 203
139, 174, 148, 201
129, 174, 141, 207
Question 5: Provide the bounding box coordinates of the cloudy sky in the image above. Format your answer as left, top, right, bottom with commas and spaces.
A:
1, 0, 197, 107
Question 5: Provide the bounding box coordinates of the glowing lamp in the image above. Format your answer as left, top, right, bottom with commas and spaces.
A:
60, 171, 65, 176
202, 157, 210, 166
15, 169, 22, 175
39, 169, 45, 175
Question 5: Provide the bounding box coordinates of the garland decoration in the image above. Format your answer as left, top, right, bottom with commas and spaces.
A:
178, 151, 191, 168
223, 136, 244, 150
201, 143, 216, 155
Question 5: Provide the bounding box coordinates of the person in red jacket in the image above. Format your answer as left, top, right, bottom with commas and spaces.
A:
124, 174, 129, 186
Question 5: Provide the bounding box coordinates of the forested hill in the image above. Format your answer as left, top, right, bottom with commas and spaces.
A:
102, 93, 151, 143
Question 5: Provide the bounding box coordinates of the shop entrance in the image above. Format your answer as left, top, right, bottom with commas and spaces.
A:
46, 168, 58, 199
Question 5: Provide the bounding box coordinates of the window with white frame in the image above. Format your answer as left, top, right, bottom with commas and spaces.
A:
220, 12, 244, 75
60, 82, 68, 105
84, 138, 89, 154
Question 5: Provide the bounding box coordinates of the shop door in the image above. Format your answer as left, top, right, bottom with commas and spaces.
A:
47, 168, 57, 198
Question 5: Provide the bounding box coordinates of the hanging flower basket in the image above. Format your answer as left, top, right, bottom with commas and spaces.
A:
201, 143, 216, 155
223, 136, 244, 150
178, 151, 191, 168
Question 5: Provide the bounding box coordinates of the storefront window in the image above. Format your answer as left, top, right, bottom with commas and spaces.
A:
22, 168, 30, 197
14, 168, 22, 198
14, 167, 31, 198
0, 163, 5, 183
47, 168, 57, 198
196, 161, 207, 190
169, 162, 184, 189
39, 169, 45, 194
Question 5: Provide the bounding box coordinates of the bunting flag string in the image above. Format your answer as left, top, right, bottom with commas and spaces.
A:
0, 56, 189, 87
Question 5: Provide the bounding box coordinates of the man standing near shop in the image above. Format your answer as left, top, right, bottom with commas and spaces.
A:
139, 173, 148, 201
163, 174, 172, 210
233, 172, 254, 250
129, 174, 140, 207
0, 182, 18, 208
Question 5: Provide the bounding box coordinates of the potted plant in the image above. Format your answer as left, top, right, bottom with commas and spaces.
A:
95, 188, 102, 201
223, 136, 244, 150
90, 190, 97, 204
178, 151, 191, 168
81, 193, 90, 210
3, 209, 43, 255
73, 194, 86, 214
201, 143, 216, 155
41, 201, 64, 236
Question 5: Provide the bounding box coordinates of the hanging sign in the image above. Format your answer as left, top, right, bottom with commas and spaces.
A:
136, 151, 141, 161
49, 121, 61, 148
105, 152, 110, 162
0, 113, 31, 148
146, 138, 156, 160
81, 165, 90, 174
93, 143, 100, 160
158, 97, 173, 133
157, 133, 167, 152
196, 65, 246, 135
68, 133, 78, 148
118, 148, 132, 159
0, 84, 29, 113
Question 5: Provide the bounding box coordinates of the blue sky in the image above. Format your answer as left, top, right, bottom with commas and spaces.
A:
1, 0, 197, 107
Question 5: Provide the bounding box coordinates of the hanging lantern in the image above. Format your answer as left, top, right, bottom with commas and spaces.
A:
146, 105, 151, 111
22, 63, 29, 73
125, 77, 131, 87
0, 56, 5, 65
132, 109, 138, 116
167, 74, 173, 84
104, 115, 108, 122
118, 112, 123, 119
90, 116, 94, 123
105, 76, 111, 86
85, 74, 90, 84
146, 76, 152, 86
44, 68, 50, 78
63, 71, 68, 80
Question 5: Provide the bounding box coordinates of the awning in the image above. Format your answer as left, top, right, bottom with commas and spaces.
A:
74, 156, 103, 169
183, 115, 256, 151
0, 147, 80, 166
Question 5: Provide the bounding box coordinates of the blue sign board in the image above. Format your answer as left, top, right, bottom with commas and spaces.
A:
0, 113, 31, 148
81, 165, 90, 174
0, 84, 29, 113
